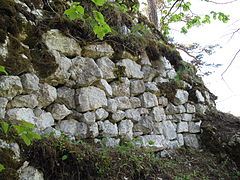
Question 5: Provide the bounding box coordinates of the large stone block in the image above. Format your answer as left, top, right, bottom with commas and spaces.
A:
10, 94, 38, 108
37, 84, 57, 108
6, 108, 35, 124
161, 121, 177, 140
150, 106, 166, 122
96, 79, 112, 97
174, 89, 189, 105
165, 103, 186, 115
47, 104, 72, 121
0, 76, 23, 99
118, 120, 133, 141
42, 29, 82, 57
34, 108, 55, 130
56, 86, 76, 109
95, 108, 109, 120
139, 92, 158, 108
117, 59, 143, 79
114, 96, 132, 110
57, 120, 88, 138
76, 86, 107, 112
43, 50, 72, 86
111, 77, 130, 97
82, 43, 114, 59
20, 73, 39, 93
134, 135, 169, 151
125, 109, 141, 122
183, 134, 200, 149
98, 120, 118, 137
81, 111, 96, 125
130, 80, 145, 96
133, 115, 154, 134
68, 57, 103, 87
96, 57, 116, 80
111, 110, 126, 123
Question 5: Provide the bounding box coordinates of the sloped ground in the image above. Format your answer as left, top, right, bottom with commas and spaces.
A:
200, 110, 240, 168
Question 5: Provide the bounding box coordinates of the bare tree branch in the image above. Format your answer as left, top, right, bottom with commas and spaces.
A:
204, 0, 239, 4
221, 48, 240, 77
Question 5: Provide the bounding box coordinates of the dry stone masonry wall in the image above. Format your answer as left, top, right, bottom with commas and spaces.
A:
0, 29, 215, 151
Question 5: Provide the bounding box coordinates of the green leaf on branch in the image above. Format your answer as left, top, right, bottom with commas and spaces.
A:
1, 122, 9, 134
93, 11, 105, 24
91, 0, 106, 6
0, 164, 5, 172
0, 66, 8, 75
21, 134, 31, 146
22, 120, 35, 129
64, 2, 84, 20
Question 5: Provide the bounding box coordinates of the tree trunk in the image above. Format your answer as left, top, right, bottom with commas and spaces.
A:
147, 0, 159, 29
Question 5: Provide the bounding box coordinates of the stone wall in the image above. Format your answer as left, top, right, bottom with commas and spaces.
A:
0, 29, 215, 151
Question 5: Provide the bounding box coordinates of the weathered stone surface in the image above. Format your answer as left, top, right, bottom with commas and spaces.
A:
158, 96, 168, 107
57, 120, 88, 138
34, 108, 55, 130
166, 69, 177, 79
138, 51, 151, 66
42, 29, 82, 57
137, 108, 149, 115
0, 98, 8, 118
195, 104, 207, 114
150, 106, 166, 122
81, 111, 96, 125
141, 66, 158, 82
185, 103, 196, 113
161, 121, 177, 140
82, 43, 114, 59
42, 127, 61, 138
76, 86, 107, 112
99, 137, 120, 147
183, 134, 199, 149
6, 108, 35, 124
196, 90, 205, 102
189, 121, 201, 133
177, 122, 189, 133
114, 96, 132, 110
145, 82, 159, 94
65, 110, 82, 121
139, 92, 158, 108
96, 79, 112, 96
177, 134, 184, 147
10, 94, 38, 108
129, 97, 141, 108
0, 76, 23, 99
118, 120, 133, 140
47, 104, 71, 121
135, 135, 168, 151
111, 110, 125, 123
153, 76, 169, 83
88, 122, 99, 138
98, 120, 118, 137
96, 57, 116, 80
111, 77, 130, 97
134, 115, 154, 134
165, 103, 186, 115
0, 98, 8, 108
117, 59, 143, 79
130, 80, 145, 96
174, 89, 189, 105
167, 140, 180, 149
37, 84, 57, 107
125, 109, 141, 122
68, 57, 103, 87
152, 123, 163, 135
115, 51, 138, 61
95, 108, 109, 120
0, 36, 9, 58
106, 99, 118, 113
172, 113, 193, 122
18, 164, 44, 180
56, 86, 76, 109
20, 73, 39, 93
43, 50, 72, 86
